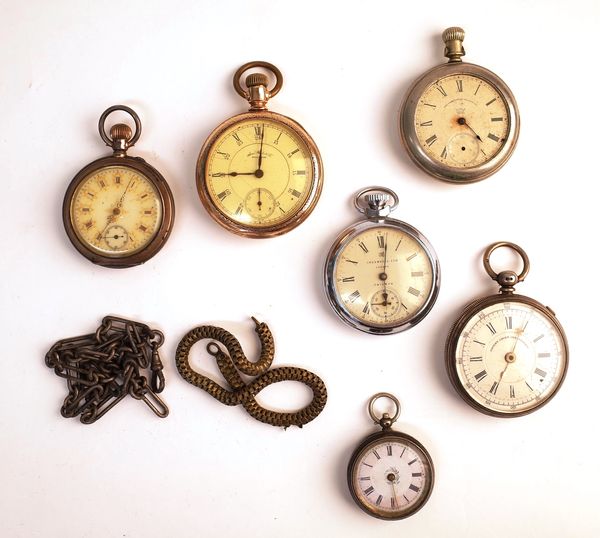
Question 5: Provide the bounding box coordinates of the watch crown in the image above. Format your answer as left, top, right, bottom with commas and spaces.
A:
443, 26, 466, 62
109, 123, 133, 142
365, 192, 390, 209
245, 73, 269, 88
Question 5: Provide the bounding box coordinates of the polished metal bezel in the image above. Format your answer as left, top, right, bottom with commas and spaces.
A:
445, 293, 569, 417
347, 429, 435, 520
400, 62, 520, 184
63, 155, 175, 268
196, 110, 323, 238
324, 217, 440, 335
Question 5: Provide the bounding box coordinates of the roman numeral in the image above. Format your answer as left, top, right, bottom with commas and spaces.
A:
362, 303, 370, 314
362, 462, 373, 468
408, 287, 421, 297
400, 448, 406, 457
140, 194, 148, 199
232, 132, 243, 146
395, 238, 402, 251
424, 103, 436, 108
345, 258, 358, 264
486, 322, 496, 335
235, 204, 243, 215
491, 117, 504, 122
489, 381, 499, 395
409, 484, 421, 492
411, 271, 423, 277
408, 458, 417, 465
456, 79, 463, 92
358, 241, 368, 253
348, 290, 361, 303
115, 176, 121, 184
436, 85, 447, 97
81, 207, 90, 212
486, 98, 497, 106
363, 486, 374, 496
420, 120, 433, 126
372, 449, 381, 460
287, 148, 299, 158
217, 190, 230, 201
144, 210, 152, 214
406, 253, 417, 261
441, 146, 448, 159
279, 206, 286, 213
292, 170, 306, 175
290, 189, 302, 197
474, 340, 485, 346
216, 151, 230, 159
505, 316, 513, 329
342, 276, 355, 282
534, 334, 544, 342
273, 132, 282, 145
425, 134, 438, 146
469, 357, 483, 362
510, 385, 515, 398
87, 192, 95, 198
391, 497, 396, 509
98, 180, 106, 188
474, 83, 481, 95
537, 353, 551, 358
377, 236, 385, 248
474, 370, 488, 382
254, 125, 262, 138
387, 445, 392, 456
139, 225, 147, 232
412, 472, 422, 477
85, 221, 93, 229
359, 476, 370, 481
525, 382, 534, 391
487, 133, 500, 142
376, 495, 383, 506
535, 368, 547, 378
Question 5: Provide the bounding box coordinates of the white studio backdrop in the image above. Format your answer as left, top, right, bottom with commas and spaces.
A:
1, 1, 599, 536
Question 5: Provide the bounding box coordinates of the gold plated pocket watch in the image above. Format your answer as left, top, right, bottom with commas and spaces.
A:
400, 27, 520, 183
446, 242, 569, 417
324, 187, 440, 335
63, 105, 175, 268
348, 393, 435, 520
196, 61, 323, 238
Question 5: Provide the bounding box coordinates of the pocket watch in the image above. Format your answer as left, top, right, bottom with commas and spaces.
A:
62, 105, 175, 268
400, 27, 520, 183
324, 187, 440, 335
445, 242, 569, 417
196, 61, 323, 238
347, 393, 435, 520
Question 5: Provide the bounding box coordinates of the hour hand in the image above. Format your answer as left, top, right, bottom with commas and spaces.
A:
211, 171, 255, 177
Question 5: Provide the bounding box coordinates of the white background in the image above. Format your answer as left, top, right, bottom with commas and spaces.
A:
1, 1, 599, 536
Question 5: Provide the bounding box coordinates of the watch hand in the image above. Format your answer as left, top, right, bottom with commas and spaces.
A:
457, 117, 483, 142
257, 123, 265, 171
211, 171, 256, 177
258, 188, 262, 211
390, 478, 400, 508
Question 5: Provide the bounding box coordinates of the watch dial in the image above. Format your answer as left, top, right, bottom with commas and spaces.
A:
333, 226, 434, 328
70, 165, 162, 256
205, 119, 314, 228
452, 300, 567, 415
349, 434, 434, 519
414, 73, 510, 168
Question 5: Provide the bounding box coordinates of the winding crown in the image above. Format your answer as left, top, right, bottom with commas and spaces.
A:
443, 27, 465, 44
109, 123, 132, 141
365, 192, 390, 207
246, 73, 269, 88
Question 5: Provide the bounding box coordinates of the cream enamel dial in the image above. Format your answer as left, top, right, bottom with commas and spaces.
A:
414, 73, 510, 168
450, 298, 568, 416
70, 166, 162, 256
332, 226, 434, 328
205, 119, 313, 228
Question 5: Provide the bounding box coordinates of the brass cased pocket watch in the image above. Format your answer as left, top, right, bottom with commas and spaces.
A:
400, 27, 520, 183
347, 393, 435, 520
63, 105, 175, 268
196, 61, 323, 238
324, 187, 440, 335
446, 242, 569, 417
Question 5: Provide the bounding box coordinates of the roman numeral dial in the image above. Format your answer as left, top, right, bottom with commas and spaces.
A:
331, 225, 435, 329
451, 300, 567, 415
349, 437, 434, 519
70, 166, 162, 256
413, 73, 510, 169
204, 118, 316, 230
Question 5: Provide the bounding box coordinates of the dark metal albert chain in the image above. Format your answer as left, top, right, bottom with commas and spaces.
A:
175, 317, 327, 428
45, 316, 169, 423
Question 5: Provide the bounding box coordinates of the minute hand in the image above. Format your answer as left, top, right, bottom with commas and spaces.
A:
211, 171, 256, 177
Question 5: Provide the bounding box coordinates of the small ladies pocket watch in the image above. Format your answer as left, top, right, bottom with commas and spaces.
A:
400, 27, 520, 183
324, 187, 440, 335
347, 393, 435, 520
63, 105, 175, 268
446, 242, 569, 417
196, 61, 323, 238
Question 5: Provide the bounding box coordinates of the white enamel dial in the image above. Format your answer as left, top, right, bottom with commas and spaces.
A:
453, 300, 567, 414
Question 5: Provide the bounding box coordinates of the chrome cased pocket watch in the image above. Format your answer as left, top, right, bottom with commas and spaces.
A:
324, 187, 440, 335
62, 105, 175, 268
400, 27, 520, 183
445, 242, 569, 417
347, 393, 435, 520
196, 61, 323, 238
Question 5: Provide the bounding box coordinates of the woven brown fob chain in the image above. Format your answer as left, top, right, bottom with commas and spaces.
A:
175, 317, 327, 428
45, 316, 169, 424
